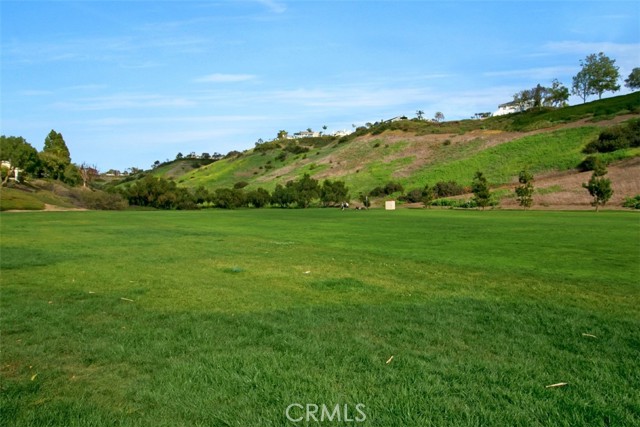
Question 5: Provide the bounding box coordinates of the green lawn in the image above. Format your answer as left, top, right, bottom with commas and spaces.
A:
1, 209, 639, 426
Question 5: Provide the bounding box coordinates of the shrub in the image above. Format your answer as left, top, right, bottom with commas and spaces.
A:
233, 181, 249, 189
71, 189, 128, 210
431, 198, 477, 208
622, 195, 640, 209
434, 181, 466, 197
384, 181, 404, 195
578, 155, 606, 172
369, 186, 386, 197
583, 119, 640, 153
246, 188, 271, 208
284, 144, 310, 154
401, 188, 424, 203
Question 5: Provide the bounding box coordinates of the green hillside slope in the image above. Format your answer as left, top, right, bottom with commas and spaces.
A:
167, 92, 639, 196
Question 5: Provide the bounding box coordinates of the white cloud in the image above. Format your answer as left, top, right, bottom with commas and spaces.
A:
51, 93, 196, 111
194, 73, 257, 83
254, 0, 287, 14
483, 66, 576, 80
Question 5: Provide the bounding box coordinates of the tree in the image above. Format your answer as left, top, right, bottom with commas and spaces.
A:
78, 163, 98, 188
421, 184, 435, 208
546, 79, 570, 107
531, 84, 547, 108
320, 179, 350, 207
0, 136, 40, 184
193, 186, 212, 204
582, 162, 613, 211
571, 69, 591, 104
624, 67, 640, 91
214, 188, 245, 209
292, 174, 319, 208
246, 188, 271, 208
277, 130, 288, 140
572, 52, 620, 102
121, 175, 195, 209
513, 88, 533, 111
271, 183, 295, 208
515, 169, 534, 209
472, 171, 491, 210
416, 110, 424, 120
358, 193, 371, 209
43, 130, 71, 163
40, 130, 73, 182
434, 112, 445, 123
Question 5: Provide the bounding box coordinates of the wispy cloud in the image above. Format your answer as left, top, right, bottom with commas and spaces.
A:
483, 66, 576, 80
194, 73, 257, 83
255, 0, 287, 14
51, 93, 196, 111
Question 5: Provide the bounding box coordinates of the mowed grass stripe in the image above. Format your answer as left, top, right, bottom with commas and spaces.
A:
1, 209, 638, 426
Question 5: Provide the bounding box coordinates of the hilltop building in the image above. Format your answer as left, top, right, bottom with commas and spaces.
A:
493, 100, 533, 116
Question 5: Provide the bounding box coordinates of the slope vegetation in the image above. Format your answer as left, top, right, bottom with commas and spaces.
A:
169, 93, 640, 207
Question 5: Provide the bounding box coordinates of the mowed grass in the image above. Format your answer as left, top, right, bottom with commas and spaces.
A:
1, 209, 639, 426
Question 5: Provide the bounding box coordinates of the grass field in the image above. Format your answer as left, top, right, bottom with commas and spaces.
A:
1, 209, 639, 426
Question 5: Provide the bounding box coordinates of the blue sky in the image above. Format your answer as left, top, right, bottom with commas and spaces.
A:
1, 0, 639, 171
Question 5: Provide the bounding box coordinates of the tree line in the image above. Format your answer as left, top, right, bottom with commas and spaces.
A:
0, 130, 97, 187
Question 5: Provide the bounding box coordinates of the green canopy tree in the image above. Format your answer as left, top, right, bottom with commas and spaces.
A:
0, 136, 40, 184
320, 179, 349, 207
582, 162, 613, 211
472, 171, 492, 210
40, 130, 74, 182
515, 169, 534, 209
572, 52, 620, 102
43, 130, 71, 163
293, 174, 320, 208
624, 67, 640, 91
246, 188, 271, 208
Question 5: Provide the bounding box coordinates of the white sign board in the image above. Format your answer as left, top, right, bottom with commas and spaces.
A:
385, 200, 396, 210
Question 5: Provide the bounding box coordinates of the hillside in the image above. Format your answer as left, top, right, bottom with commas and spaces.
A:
3, 93, 639, 211
165, 92, 640, 208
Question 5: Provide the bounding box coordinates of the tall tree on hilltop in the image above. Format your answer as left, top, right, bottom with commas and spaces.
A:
625, 67, 640, 91
572, 52, 620, 102
546, 79, 570, 107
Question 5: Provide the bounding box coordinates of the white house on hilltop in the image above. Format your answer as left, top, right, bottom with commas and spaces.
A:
493, 100, 534, 116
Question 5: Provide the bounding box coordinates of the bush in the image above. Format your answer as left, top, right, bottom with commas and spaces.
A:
284, 144, 310, 154
430, 198, 477, 208
384, 181, 404, 195
578, 155, 606, 172
71, 188, 128, 210
369, 186, 386, 197
233, 181, 249, 189
622, 195, 640, 209
583, 119, 640, 153
400, 188, 424, 203
434, 181, 466, 197
120, 175, 196, 210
